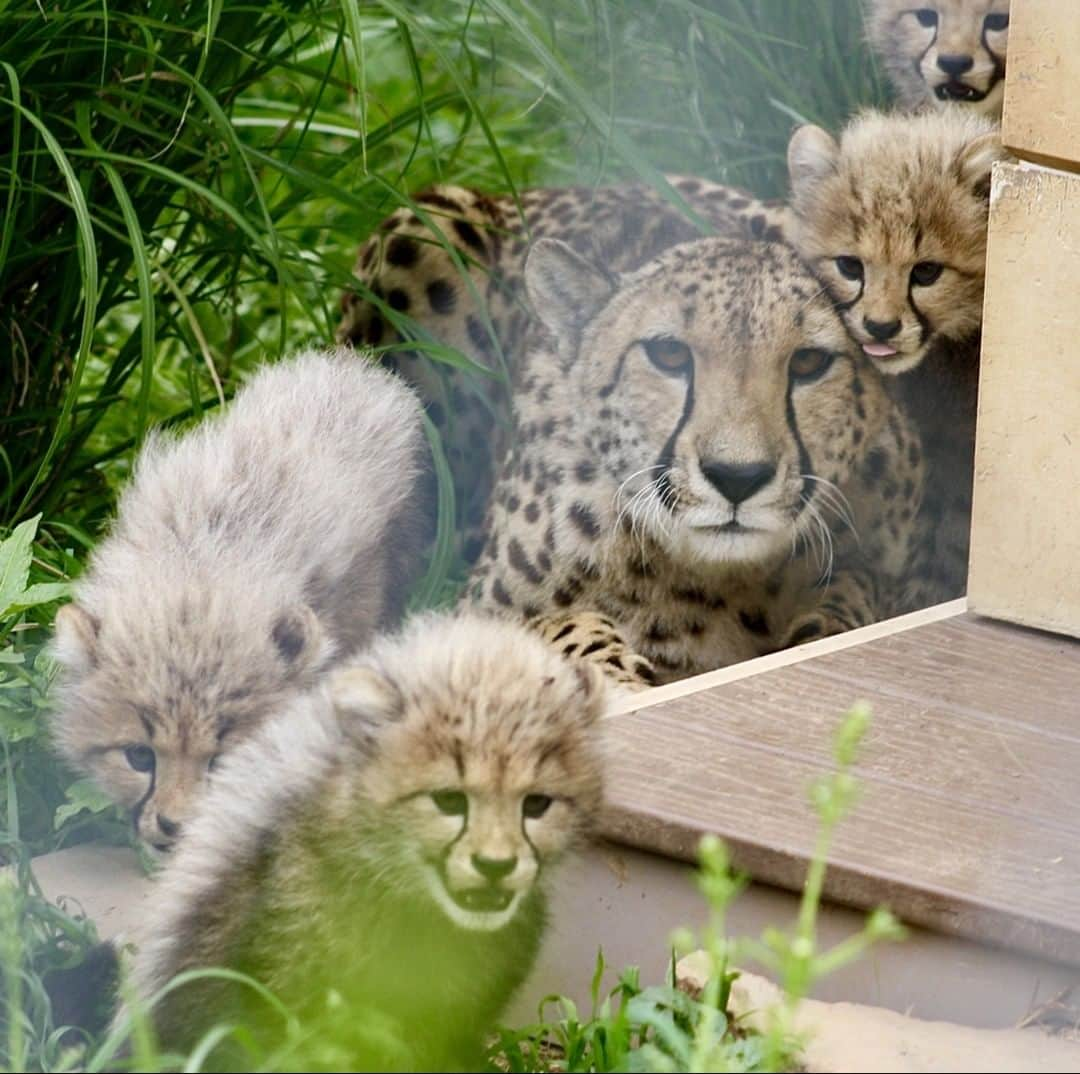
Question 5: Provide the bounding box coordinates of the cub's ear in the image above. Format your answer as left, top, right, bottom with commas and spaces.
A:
328, 664, 404, 749
52, 604, 100, 673
271, 604, 330, 671
787, 124, 840, 209
957, 130, 1007, 199
525, 238, 616, 341
571, 661, 609, 727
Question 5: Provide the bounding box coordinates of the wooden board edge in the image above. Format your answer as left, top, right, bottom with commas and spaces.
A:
607, 599, 968, 718
600, 805, 1080, 968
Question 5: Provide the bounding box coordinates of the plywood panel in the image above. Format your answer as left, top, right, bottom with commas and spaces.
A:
968, 162, 1080, 638
1002, 0, 1080, 169
601, 613, 1080, 964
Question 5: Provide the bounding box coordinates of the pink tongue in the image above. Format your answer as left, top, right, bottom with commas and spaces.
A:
863, 342, 899, 358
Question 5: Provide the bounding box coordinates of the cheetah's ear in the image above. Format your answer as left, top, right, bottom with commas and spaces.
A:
329, 665, 404, 747
563, 662, 610, 727
787, 124, 839, 209
52, 604, 100, 672
271, 604, 330, 671
524, 238, 616, 341
957, 130, 1007, 200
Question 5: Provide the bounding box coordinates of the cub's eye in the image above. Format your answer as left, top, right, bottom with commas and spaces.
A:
984, 13, 1008, 32
124, 745, 155, 773
523, 794, 553, 819
915, 8, 938, 28
834, 256, 864, 281
642, 338, 693, 374
789, 349, 836, 383
207, 753, 223, 774
910, 261, 944, 286
430, 790, 468, 816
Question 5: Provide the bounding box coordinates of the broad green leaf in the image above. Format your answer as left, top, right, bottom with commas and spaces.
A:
54, 779, 115, 829
7, 582, 72, 613
0, 515, 40, 616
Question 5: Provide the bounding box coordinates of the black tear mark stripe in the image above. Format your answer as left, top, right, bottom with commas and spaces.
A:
131, 763, 158, 831
653, 362, 696, 496
907, 279, 933, 346
785, 366, 815, 512
598, 345, 633, 399
981, 23, 1006, 87
913, 15, 938, 78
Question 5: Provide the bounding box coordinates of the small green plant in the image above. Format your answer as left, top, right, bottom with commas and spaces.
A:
493, 704, 905, 1074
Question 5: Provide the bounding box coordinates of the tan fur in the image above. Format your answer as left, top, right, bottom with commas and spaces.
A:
120, 612, 606, 1070
336, 177, 792, 561
867, 0, 1010, 118
788, 109, 1010, 607
788, 108, 1005, 376
50, 349, 428, 853
465, 237, 926, 684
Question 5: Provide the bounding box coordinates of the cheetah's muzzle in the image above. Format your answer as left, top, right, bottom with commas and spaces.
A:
934, 81, 988, 103
451, 886, 515, 914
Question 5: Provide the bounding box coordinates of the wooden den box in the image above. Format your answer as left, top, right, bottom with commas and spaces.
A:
966, 0, 1080, 639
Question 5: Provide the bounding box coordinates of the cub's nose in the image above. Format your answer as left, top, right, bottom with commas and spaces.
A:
157, 814, 181, 839
700, 460, 776, 505
863, 317, 901, 341
937, 53, 974, 76
471, 854, 517, 882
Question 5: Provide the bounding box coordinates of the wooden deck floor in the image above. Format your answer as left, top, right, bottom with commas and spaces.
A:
600, 610, 1080, 965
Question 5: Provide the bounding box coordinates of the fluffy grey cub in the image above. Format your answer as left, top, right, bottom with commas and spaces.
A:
50, 347, 428, 853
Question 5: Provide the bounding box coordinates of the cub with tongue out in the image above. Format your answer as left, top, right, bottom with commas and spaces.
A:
786, 108, 1008, 608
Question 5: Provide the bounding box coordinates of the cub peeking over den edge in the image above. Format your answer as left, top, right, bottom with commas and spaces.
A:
50, 348, 428, 853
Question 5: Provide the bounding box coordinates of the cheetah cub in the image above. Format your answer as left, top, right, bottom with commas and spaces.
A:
119, 612, 606, 1072
51, 349, 427, 854
867, 0, 1010, 119
788, 109, 1008, 605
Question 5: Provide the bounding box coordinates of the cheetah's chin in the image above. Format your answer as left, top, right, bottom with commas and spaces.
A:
677, 522, 787, 566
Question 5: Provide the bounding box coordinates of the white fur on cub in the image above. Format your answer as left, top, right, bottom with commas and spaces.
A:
51, 348, 428, 852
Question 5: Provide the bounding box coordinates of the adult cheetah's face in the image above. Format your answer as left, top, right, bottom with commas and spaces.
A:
526, 237, 882, 567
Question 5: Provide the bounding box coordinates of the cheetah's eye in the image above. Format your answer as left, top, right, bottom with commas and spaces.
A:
124, 744, 156, 773
523, 794, 553, 819
834, 256, 864, 282
914, 8, 938, 28
789, 349, 836, 383
642, 338, 693, 374
431, 790, 468, 816
984, 13, 1008, 32
207, 753, 223, 774
910, 261, 944, 286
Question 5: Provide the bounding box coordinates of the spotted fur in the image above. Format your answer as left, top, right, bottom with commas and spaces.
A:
50, 350, 428, 853
788, 109, 1009, 607
336, 177, 792, 561
867, 0, 1010, 118
119, 611, 606, 1071
466, 237, 925, 685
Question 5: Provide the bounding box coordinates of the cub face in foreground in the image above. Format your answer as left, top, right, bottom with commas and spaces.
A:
119, 611, 607, 1072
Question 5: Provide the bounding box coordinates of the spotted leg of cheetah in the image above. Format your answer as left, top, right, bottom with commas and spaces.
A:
532, 611, 658, 693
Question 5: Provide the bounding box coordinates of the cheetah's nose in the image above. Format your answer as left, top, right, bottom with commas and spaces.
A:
700, 460, 776, 505
157, 814, 181, 839
937, 54, 974, 76
863, 317, 901, 342
471, 854, 517, 882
